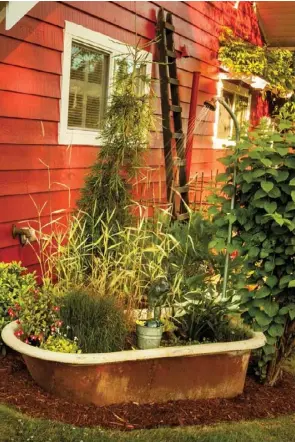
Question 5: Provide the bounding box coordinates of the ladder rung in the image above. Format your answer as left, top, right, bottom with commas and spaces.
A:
176, 213, 190, 221
170, 105, 182, 113
164, 22, 175, 32
166, 50, 177, 58
174, 185, 189, 193
173, 158, 186, 166
172, 132, 185, 139
168, 78, 179, 86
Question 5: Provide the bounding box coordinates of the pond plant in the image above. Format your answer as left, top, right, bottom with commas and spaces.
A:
212, 116, 295, 385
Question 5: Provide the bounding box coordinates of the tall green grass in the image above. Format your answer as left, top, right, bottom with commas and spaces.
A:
60, 289, 129, 353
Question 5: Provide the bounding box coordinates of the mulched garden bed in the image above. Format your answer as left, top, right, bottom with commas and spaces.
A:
1, 351, 295, 430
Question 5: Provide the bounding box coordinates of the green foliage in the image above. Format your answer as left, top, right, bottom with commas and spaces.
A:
0, 262, 36, 353
13, 281, 61, 344
174, 280, 243, 343
60, 289, 129, 353
219, 27, 294, 96
40, 335, 81, 354
78, 42, 155, 235
213, 117, 295, 383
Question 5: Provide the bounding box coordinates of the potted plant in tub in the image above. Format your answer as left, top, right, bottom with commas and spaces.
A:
136, 276, 170, 349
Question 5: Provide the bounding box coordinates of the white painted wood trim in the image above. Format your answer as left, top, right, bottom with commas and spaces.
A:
59, 21, 152, 146
5, 1, 38, 30
2, 321, 266, 366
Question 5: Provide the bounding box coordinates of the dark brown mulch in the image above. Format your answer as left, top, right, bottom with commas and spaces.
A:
1, 352, 295, 430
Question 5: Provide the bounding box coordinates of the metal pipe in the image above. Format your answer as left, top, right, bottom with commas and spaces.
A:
216, 98, 240, 300
186, 72, 201, 181
203, 97, 240, 299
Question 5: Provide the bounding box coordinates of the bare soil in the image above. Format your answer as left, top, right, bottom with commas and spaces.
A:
1, 351, 295, 430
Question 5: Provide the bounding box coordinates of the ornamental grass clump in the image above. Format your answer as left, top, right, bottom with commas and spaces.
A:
60, 289, 129, 353
212, 117, 295, 385
78, 41, 155, 236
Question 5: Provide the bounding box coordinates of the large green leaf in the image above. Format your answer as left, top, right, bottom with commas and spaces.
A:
252, 169, 266, 178
254, 189, 267, 200
248, 247, 260, 258
261, 181, 274, 193
261, 158, 272, 167
268, 187, 281, 198
255, 286, 271, 299
255, 310, 272, 326
276, 147, 289, 156
216, 173, 228, 182
275, 170, 289, 182
266, 275, 278, 288
243, 171, 253, 183
268, 323, 284, 337
265, 261, 275, 272
264, 201, 277, 214
285, 157, 295, 169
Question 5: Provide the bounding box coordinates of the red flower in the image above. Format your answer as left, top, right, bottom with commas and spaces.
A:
8, 308, 15, 317
230, 250, 239, 260
56, 320, 63, 327
53, 306, 60, 312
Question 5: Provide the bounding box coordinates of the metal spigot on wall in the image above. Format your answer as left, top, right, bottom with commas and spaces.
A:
12, 225, 37, 246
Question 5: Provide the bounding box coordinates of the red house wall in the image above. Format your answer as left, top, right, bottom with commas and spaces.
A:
0, 1, 264, 269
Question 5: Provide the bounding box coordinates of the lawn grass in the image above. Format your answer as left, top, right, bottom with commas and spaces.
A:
0, 404, 295, 442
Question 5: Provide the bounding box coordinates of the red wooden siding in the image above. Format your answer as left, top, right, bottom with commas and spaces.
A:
0, 1, 264, 268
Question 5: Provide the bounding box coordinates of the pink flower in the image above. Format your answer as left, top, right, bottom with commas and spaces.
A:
53, 306, 60, 312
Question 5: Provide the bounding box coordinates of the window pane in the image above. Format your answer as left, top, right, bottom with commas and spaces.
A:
68, 41, 109, 130
235, 95, 249, 129
113, 57, 147, 96
217, 91, 234, 139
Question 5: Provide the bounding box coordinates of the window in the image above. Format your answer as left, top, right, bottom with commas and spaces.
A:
214, 80, 251, 148
59, 22, 152, 146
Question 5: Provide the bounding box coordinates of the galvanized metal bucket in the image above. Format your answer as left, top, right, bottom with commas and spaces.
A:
136, 323, 164, 350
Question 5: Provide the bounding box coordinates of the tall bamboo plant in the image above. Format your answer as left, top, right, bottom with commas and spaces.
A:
78, 42, 155, 236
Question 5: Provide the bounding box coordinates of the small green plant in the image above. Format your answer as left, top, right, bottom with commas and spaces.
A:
0, 262, 37, 353
13, 281, 61, 345
213, 116, 295, 385
219, 27, 294, 96
60, 289, 129, 353
147, 276, 170, 320
174, 278, 241, 343
40, 335, 81, 354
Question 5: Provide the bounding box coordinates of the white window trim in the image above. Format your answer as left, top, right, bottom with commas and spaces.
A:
59, 21, 152, 146
213, 73, 252, 150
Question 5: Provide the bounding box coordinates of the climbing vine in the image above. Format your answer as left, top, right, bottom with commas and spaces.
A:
210, 118, 295, 385
219, 27, 294, 97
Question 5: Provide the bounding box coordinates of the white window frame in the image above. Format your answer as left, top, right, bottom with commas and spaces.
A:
59, 21, 152, 146
213, 74, 252, 149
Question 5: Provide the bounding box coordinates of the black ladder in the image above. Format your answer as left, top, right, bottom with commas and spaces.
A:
156, 8, 189, 220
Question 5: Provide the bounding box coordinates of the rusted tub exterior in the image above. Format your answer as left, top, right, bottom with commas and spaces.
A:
2, 322, 265, 406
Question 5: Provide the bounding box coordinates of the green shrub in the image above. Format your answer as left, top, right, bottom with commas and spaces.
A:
40, 335, 81, 353
0, 262, 37, 353
213, 117, 295, 384
60, 290, 129, 353
13, 281, 61, 344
